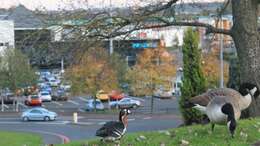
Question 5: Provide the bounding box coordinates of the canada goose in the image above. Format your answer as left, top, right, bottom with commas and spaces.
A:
184, 83, 259, 137
183, 83, 260, 114
207, 96, 239, 137
96, 109, 131, 142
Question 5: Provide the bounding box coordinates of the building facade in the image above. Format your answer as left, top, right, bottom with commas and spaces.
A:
0, 20, 15, 54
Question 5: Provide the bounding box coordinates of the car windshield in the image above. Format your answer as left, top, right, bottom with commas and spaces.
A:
31, 95, 39, 99
35, 108, 48, 113
41, 92, 49, 95
92, 101, 101, 104
122, 98, 130, 102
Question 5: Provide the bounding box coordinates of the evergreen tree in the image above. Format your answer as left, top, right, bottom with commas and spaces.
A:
179, 27, 207, 125
227, 55, 240, 90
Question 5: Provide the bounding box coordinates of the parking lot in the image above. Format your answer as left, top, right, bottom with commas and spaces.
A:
0, 95, 180, 115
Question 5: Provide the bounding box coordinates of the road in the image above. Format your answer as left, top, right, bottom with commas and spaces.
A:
1, 95, 180, 114
0, 113, 182, 145
0, 96, 182, 144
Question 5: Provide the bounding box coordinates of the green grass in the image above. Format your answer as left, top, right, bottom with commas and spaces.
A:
57, 118, 260, 146
0, 131, 42, 146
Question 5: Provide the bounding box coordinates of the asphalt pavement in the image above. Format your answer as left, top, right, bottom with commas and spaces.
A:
0, 113, 182, 145
0, 96, 182, 145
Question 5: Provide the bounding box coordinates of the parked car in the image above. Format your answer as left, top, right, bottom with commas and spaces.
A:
60, 82, 71, 91
52, 89, 69, 101
39, 91, 52, 102
48, 79, 60, 87
25, 95, 42, 106
40, 85, 52, 94
96, 90, 109, 101
86, 99, 104, 111
153, 88, 173, 99
21, 107, 57, 121
109, 90, 125, 101
109, 97, 141, 109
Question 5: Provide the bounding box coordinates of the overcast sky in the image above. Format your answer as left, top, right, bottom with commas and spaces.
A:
0, 0, 225, 11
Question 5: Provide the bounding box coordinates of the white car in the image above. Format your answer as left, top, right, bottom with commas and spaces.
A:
49, 79, 60, 87
60, 83, 71, 91
22, 107, 57, 121
109, 97, 141, 109
154, 89, 173, 99
39, 91, 52, 102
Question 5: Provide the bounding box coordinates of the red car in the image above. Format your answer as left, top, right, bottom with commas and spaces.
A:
109, 90, 125, 101
25, 95, 42, 106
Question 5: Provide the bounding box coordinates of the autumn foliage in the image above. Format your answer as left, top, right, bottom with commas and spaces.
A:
201, 52, 229, 88
66, 47, 120, 96
127, 45, 176, 96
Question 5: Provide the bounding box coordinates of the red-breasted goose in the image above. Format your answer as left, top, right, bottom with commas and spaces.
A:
96, 109, 131, 141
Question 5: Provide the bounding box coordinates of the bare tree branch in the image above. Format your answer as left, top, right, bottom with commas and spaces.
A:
138, 0, 179, 16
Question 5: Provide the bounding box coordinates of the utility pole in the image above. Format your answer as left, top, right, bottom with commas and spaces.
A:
109, 0, 113, 55
61, 57, 64, 74
107, 0, 113, 110
220, 16, 224, 88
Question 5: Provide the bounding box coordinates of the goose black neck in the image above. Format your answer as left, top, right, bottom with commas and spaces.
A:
221, 103, 236, 136
239, 83, 260, 97
221, 103, 235, 120
119, 114, 122, 122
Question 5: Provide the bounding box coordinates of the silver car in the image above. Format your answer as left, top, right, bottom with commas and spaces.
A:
21, 108, 57, 121
109, 97, 141, 109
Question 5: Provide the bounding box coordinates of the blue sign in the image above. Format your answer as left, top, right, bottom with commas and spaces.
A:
132, 42, 158, 49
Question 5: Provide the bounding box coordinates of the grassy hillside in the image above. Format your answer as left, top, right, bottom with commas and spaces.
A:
0, 131, 42, 146
58, 118, 260, 146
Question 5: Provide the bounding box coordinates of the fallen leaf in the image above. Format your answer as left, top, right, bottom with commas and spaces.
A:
181, 139, 189, 145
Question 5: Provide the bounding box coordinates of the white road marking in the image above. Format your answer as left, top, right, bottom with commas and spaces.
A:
67, 100, 80, 105
78, 108, 85, 112
53, 101, 63, 106
0, 118, 20, 120
34, 121, 68, 125
74, 122, 94, 125
143, 116, 152, 120
78, 97, 88, 102
98, 122, 106, 125
3, 104, 9, 108
87, 119, 112, 122
0, 121, 69, 125
0, 121, 23, 124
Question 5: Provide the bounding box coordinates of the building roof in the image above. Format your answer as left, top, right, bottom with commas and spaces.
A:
5, 5, 44, 29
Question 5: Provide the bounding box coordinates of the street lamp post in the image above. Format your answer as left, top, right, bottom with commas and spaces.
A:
109, 0, 113, 55
220, 16, 224, 88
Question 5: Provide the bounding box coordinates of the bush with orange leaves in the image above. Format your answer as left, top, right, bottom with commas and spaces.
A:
201, 52, 229, 88
127, 46, 176, 96
66, 47, 124, 96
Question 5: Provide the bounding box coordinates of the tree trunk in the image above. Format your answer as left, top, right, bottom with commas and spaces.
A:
231, 0, 260, 117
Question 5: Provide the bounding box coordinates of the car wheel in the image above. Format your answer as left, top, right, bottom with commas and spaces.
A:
44, 116, 50, 121
23, 116, 29, 121
133, 104, 138, 109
